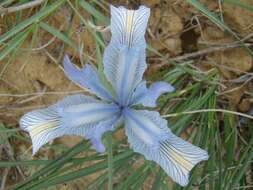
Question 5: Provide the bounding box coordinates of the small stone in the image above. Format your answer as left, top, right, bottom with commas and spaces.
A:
223, 48, 252, 75
207, 48, 252, 78
227, 86, 245, 106
205, 26, 226, 39
165, 38, 182, 54
224, 0, 253, 35
238, 98, 251, 112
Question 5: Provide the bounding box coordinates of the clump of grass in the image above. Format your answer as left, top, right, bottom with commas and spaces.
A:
0, 0, 253, 190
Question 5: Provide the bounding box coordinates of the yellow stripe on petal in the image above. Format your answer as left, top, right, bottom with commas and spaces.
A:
168, 147, 193, 171
125, 10, 134, 47
110, 5, 150, 47
30, 122, 57, 138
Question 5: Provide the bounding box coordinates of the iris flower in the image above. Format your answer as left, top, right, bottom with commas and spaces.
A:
20, 5, 208, 186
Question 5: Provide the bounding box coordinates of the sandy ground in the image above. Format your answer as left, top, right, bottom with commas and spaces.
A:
0, 0, 253, 189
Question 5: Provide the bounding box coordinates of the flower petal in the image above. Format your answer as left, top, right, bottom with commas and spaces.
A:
20, 94, 120, 154
109, 5, 150, 47
85, 116, 119, 153
123, 109, 208, 186
115, 46, 144, 105
131, 81, 174, 107
63, 55, 113, 101
103, 6, 150, 104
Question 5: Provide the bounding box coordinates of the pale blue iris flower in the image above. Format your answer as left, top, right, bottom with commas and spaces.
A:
20, 5, 208, 186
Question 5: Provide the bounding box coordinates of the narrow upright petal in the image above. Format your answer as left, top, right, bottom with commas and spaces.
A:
109, 5, 150, 47
103, 6, 150, 103
131, 81, 175, 107
63, 55, 113, 101
20, 94, 120, 154
114, 46, 143, 105
123, 109, 208, 186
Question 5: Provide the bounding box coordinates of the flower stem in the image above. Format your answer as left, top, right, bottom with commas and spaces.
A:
106, 132, 113, 190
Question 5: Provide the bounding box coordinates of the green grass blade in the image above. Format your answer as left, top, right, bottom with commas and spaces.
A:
0, 0, 65, 45
106, 132, 114, 190
80, 0, 109, 24
186, 0, 253, 57
25, 150, 134, 190
224, 0, 253, 12
0, 28, 30, 61
39, 22, 77, 49
12, 140, 89, 189
116, 163, 149, 190
227, 134, 253, 189
151, 169, 162, 190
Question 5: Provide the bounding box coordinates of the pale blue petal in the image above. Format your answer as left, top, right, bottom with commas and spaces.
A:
20, 94, 120, 154
110, 5, 150, 48
63, 55, 113, 101
116, 46, 145, 105
129, 80, 148, 105
123, 109, 208, 186
90, 138, 105, 153
131, 81, 174, 107
85, 115, 119, 153
103, 6, 150, 103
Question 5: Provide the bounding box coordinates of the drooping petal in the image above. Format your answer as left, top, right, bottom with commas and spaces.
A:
85, 116, 119, 153
131, 81, 175, 107
123, 108, 208, 186
20, 94, 120, 154
129, 80, 147, 105
103, 6, 150, 104
63, 55, 113, 101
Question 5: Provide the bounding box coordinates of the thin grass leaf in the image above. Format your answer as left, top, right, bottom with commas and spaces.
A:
86, 158, 132, 190
86, 172, 108, 190
0, 28, 30, 61
227, 134, 253, 189
116, 163, 149, 190
66, 0, 105, 48
105, 132, 114, 190
0, 154, 105, 168
0, 160, 51, 167
224, 112, 237, 166
39, 22, 77, 50
151, 169, 162, 190
172, 84, 217, 133
0, 0, 65, 45
224, 0, 253, 12
186, 0, 253, 57
12, 140, 89, 189
0, 0, 15, 7
80, 0, 109, 24
131, 165, 151, 190
24, 150, 134, 190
